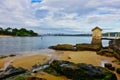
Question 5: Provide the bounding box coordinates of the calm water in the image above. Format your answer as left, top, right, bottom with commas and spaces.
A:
0, 36, 109, 54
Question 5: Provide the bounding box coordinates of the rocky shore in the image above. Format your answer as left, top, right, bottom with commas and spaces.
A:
0, 39, 120, 80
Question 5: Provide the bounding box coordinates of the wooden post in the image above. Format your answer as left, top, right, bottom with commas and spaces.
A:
108, 33, 110, 38
115, 34, 117, 39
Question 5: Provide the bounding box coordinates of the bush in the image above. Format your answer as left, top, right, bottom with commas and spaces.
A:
49, 44, 75, 51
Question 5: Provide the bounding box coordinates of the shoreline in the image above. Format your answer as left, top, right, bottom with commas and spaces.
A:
0, 35, 11, 38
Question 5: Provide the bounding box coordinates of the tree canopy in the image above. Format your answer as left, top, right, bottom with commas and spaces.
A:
0, 27, 38, 36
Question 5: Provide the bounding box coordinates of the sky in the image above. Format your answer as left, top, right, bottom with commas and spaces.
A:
0, 0, 120, 34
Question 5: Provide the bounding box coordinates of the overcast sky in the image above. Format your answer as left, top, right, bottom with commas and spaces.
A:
0, 0, 120, 34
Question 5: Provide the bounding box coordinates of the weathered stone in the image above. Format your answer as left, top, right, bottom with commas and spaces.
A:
76, 44, 101, 51
25, 77, 47, 80
97, 48, 114, 57
0, 65, 27, 79
116, 68, 120, 74
109, 39, 120, 59
49, 44, 75, 51
44, 60, 117, 80
108, 67, 115, 71
104, 63, 112, 68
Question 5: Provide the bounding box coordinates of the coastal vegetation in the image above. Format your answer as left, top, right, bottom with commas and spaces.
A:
0, 27, 38, 36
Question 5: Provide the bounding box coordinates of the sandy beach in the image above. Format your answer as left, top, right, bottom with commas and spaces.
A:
11, 54, 48, 69
0, 50, 120, 80
0, 35, 11, 38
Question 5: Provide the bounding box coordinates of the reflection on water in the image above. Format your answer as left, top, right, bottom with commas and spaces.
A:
0, 36, 109, 54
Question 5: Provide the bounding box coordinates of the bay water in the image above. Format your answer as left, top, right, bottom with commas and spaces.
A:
0, 36, 109, 54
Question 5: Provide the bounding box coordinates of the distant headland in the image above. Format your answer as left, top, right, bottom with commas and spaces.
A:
0, 27, 38, 36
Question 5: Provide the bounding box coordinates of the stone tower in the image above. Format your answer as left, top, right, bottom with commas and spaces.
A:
91, 27, 102, 46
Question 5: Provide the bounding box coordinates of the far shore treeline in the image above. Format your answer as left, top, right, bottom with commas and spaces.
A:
0, 27, 38, 36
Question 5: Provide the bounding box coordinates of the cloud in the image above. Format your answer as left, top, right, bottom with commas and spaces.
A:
0, 0, 120, 34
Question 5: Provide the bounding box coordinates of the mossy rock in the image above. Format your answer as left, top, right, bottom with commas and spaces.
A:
0, 55, 7, 59
76, 44, 101, 51
9, 54, 16, 57
49, 44, 75, 51
43, 66, 61, 76
44, 60, 117, 80
25, 77, 46, 80
116, 68, 120, 74
97, 48, 114, 57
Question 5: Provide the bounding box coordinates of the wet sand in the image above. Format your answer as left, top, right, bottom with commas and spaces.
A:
11, 54, 48, 69
0, 58, 6, 68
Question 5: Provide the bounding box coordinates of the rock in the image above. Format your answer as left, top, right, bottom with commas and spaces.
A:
97, 48, 114, 57
76, 44, 101, 51
9, 54, 16, 57
109, 39, 120, 59
32, 64, 39, 69
44, 60, 117, 80
104, 63, 112, 68
25, 77, 47, 80
0, 65, 27, 79
116, 68, 120, 74
5, 65, 15, 72
49, 44, 75, 51
108, 67, 115, 71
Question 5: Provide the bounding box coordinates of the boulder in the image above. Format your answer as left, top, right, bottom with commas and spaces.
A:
76, 44, 101, 51
49, 44, 75, 51
116, 68, 120, 74
109, 39, 120, 59
44, 60, 117, 80
97, 48, 114, 57
108, 67, 115, 71
104, 63, 112, 68
25, 77, 47, 80
0, 65, 27, 79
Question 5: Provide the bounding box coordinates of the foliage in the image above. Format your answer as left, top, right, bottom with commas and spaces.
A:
0, 27, 38, 36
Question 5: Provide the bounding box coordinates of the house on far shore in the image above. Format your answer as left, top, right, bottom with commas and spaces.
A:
91, 27, 102, 45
